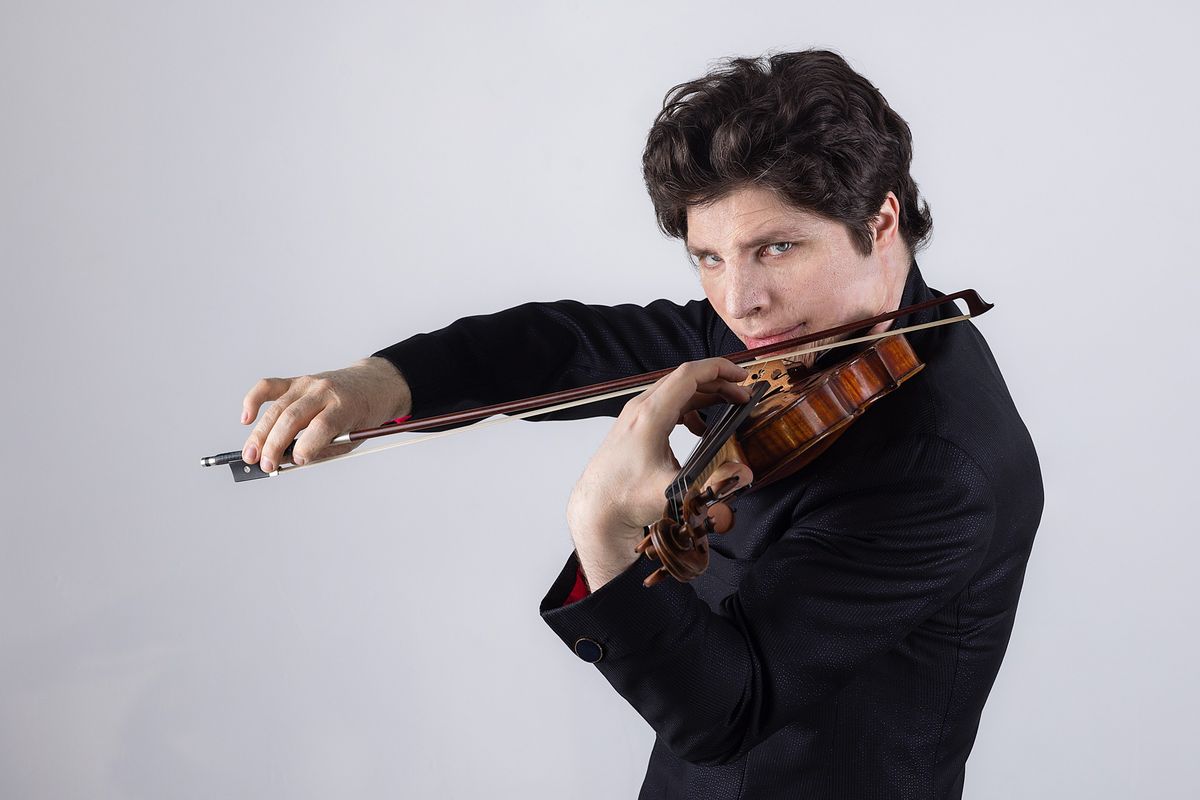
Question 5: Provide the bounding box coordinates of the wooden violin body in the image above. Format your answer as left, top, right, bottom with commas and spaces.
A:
636, 333, 925, 587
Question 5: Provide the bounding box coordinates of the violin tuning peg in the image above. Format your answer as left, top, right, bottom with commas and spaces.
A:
634, 532, 656, 559
710, 474, 745, 500
642, 567, 669, 588
705, 502, 734, 535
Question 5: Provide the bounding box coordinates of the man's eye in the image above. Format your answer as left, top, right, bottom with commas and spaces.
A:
699, 254, 723, 268
763, 242, 793, 256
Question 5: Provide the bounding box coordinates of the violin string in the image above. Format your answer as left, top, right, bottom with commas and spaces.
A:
271, 314, 973, 478
675, 389, 757, 507
675, 402, 739, 490
675, 399, 747, 501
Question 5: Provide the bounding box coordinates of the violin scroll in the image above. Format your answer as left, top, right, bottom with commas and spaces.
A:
637, 467, 750, 587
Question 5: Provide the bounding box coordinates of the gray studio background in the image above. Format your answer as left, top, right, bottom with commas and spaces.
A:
2, 1, 1196, 798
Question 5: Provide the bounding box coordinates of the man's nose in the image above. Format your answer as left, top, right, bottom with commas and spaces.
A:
724, 261, 768, 319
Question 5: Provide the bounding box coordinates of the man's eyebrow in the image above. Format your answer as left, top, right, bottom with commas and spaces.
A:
685, 230, 811, 255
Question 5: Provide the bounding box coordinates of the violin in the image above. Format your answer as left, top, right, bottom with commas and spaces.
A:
202, 290, 993, 585
634, 332, 924, 587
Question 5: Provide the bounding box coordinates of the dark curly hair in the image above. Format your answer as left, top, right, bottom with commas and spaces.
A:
642, 49, 932, 258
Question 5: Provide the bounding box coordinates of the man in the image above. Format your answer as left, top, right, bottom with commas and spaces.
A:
238, 50, 1042, 799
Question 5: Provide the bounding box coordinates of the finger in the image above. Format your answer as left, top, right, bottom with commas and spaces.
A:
639, 358, 749, 433
679, 409, 707, 436
679, 392, 735, 416
694, 378, 752, 404
305, 442, 358, 461
261, 393, 324, 471
243, 387, 300, 464
711, 357, 750, 383
242, 377, 291, 426
291, 410, 342, 465
669, 379, 752, 435
623, 372, 671, 411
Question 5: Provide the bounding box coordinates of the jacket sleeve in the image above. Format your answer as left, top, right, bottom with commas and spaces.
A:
372, 297, 717, 422
538, 435, 996, 766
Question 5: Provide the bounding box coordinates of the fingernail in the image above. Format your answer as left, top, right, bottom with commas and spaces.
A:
262, 459, 274, 472
241, 410, 250, 424
244, 444, 258, 462
293, 455, 305, 466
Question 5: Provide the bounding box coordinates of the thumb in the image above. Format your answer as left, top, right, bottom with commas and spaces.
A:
679, 409, 707, 437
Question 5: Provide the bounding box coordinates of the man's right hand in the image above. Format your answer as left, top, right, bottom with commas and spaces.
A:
240, 356, 413, 471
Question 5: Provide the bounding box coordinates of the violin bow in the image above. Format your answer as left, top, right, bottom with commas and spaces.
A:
201, 289, 992, 482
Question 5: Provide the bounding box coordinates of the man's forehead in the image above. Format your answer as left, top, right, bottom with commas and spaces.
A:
685, 201, 822, 252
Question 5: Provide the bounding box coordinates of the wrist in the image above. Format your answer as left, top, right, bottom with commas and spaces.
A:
568, 515, 644, 592
357, 356, 413, 422
574, 544, 640, 592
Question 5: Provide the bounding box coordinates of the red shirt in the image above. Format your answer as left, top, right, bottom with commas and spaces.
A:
563, 565, 590, 605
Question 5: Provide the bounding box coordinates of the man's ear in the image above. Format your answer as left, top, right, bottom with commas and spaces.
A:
873, 191, 901, 250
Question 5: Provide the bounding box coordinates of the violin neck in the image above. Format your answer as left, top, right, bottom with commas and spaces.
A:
667, 381, 770, 516
686, 438, 751, 496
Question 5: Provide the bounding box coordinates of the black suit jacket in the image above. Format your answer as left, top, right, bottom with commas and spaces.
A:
375, 262, 1043, 799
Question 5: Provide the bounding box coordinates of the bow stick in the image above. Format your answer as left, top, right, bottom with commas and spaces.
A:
201, 290, 992, 482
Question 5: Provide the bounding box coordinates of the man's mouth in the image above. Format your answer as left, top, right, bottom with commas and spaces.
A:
742, 323, 807, 350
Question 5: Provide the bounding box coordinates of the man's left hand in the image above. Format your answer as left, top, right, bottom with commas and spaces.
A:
566, 357, 752, 590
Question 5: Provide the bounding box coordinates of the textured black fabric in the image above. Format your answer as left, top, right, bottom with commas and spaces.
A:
374, 263, 1043, 799
374, 297, 718, 422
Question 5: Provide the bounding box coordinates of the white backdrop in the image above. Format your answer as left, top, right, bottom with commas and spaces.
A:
2, 1, 1197, 798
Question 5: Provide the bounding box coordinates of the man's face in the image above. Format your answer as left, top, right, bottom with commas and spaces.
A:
685, 185, 907, 352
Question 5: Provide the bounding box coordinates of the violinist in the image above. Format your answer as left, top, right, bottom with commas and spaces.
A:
235, 49, 1043, 799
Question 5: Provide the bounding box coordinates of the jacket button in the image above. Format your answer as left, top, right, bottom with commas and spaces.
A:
573, 637, 604, 663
